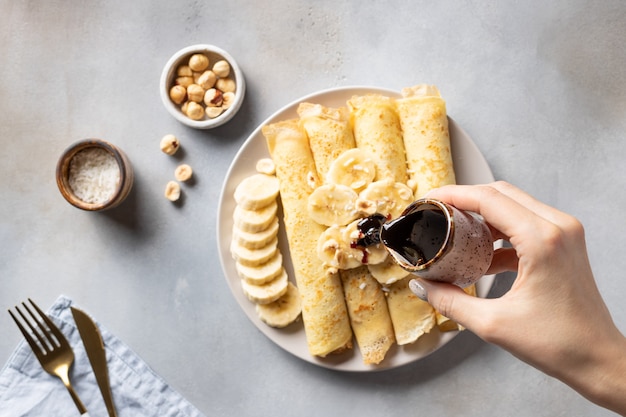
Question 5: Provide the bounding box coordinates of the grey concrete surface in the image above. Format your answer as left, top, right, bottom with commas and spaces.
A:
1, 1, 625, 415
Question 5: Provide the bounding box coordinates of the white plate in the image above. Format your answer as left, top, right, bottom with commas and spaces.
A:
217, 86, 495, 372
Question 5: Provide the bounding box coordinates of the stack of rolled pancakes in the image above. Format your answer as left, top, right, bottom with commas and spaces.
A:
262, 84, 471, 365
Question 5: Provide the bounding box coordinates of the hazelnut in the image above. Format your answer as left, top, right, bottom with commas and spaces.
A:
197, 70, 217, 89
164, 181, 181, 201
204, 88, 223, 107
177, 65, 193, 77
185, 101, 205, 120
221, 92, 235, 109
188, 53, 209, 72
187, 84, 205, 103
160, 134, 180, 155
216, 78, 236, 93
175, 164, 193, 182
169, 85, 187, 105
175, 76, 194, 88
205, 106, 224, 119
212, 60, 230, 78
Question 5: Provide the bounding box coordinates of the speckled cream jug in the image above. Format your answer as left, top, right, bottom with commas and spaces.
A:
382, 198, 493, 288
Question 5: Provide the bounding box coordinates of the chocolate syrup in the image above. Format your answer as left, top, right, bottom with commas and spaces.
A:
381, 208, 448, 266
355, 208, 448, 267
355, 213, 387, 247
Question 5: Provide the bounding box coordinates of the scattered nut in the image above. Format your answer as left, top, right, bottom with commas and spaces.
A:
221, 91, 235, 109
160, 134, 180, 155
216, 78, 236, 93
186, 101, 205, 120
175, 164, 193, 181
212, 60, 230, 78
197, 70, 217, 89
204, 88, 223, 107
164, 181, 181, 201
256, 158, 276, 175
169, 85, 187, 105
187, 84, 205, 103
188, 54, 209, 72
205, 106, 224, 119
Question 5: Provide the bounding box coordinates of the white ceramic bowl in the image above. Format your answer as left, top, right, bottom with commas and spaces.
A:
160, 44, 245, 129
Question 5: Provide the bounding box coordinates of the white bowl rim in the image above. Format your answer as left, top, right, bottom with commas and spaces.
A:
159, 44, 246, 129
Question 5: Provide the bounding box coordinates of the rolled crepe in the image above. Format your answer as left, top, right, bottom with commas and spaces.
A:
348, 92, 438, 346
299, 103, 396, 364
347, 94, 408, 184
397, 85, 461, 327
386, 277, 436, 345
297, 103, 356, 180
395, 85, 456, 198
263, 119, 353, 357
340, 266, 395, 365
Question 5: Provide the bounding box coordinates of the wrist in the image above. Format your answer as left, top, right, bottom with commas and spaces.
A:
568, 331, 626, 415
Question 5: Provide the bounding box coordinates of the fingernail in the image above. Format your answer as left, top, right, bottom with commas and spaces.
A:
409, 279, 428, 301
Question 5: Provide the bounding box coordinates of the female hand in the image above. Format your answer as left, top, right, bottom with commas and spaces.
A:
409, 181, 626, 415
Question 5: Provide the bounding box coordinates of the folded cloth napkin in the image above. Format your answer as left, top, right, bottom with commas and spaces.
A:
0, 295, 207, 417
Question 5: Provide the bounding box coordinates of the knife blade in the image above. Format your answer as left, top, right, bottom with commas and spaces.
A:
71, 307, 118, 417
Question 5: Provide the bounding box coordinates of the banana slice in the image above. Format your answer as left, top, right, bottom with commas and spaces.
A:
233, 201, 278, 233
343, 219, 388, 265
255, 282, 302, 327
231, 237, 278, 267
368, 256, 410, 285
317, 224, 363, 272
307, 183, 359, 226
358, 179, 414, 219
235, 251, 283, 285
241, 268, 289, 305
326, 148, 376, 191
234, 173, 280, 210
255, 158, 276, 175
232, 218, 280, 250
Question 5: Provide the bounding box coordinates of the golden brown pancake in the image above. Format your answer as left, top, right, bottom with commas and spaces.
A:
395, 85, 456, 198
348, 94, 408, 184
263, 119, 353, 357
340, 266, 395, 365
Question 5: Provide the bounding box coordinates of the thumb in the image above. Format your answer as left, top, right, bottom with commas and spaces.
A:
409, 278, 486, 330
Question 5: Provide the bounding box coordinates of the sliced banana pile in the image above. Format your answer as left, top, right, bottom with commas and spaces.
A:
308, 148, 413, 285
231, 162, 302, 328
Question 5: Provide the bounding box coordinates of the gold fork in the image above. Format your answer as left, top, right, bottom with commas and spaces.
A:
8, 299, 89, 416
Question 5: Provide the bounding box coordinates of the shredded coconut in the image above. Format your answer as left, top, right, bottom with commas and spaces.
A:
68, 147, 120, 204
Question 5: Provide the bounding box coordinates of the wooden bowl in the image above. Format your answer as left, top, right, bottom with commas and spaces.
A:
56, 139, 134, 211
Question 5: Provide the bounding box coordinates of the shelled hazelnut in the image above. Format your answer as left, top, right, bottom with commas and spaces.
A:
164, 181, 181, 201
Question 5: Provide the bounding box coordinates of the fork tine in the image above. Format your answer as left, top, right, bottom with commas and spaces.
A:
15, 304, 53, 354
29, 299, 68, 346
20, 301, 58, 353
8, 308, 44, 356
26, 298, 67, 349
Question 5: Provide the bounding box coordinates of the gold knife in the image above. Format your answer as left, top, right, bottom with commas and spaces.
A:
71, 307, 118, 417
